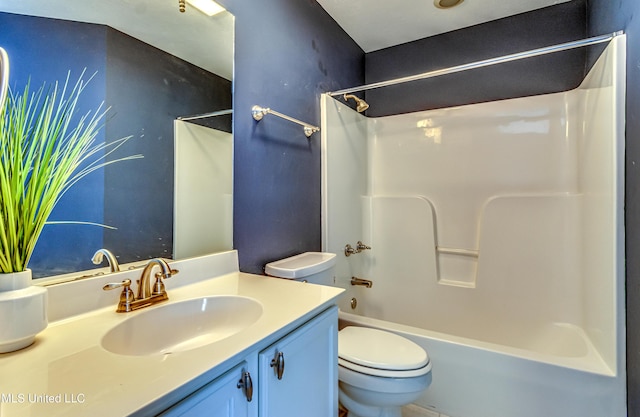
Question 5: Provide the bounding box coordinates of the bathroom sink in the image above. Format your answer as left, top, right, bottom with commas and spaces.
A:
101, 296, 263, 356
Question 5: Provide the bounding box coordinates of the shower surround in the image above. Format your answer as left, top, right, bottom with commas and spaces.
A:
322, 36, 625, 417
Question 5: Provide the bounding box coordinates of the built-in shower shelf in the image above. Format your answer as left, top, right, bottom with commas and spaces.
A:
438, 278, 476, 289
436, 246, 479, 258
436, 246, 479, 288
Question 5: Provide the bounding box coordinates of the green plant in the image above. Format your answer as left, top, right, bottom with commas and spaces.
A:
0, 72, 140, 273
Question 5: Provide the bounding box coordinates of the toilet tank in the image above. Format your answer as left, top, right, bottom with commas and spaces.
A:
265, 252, 336, 285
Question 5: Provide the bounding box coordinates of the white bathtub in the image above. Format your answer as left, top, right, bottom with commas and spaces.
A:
338, 304, 623, 417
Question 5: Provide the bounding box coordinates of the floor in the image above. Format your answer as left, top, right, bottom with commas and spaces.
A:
403, 404, 446, 417
339, 403, 452, 417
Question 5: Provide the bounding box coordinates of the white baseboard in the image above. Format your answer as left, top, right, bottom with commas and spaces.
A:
402, 404, 454, 417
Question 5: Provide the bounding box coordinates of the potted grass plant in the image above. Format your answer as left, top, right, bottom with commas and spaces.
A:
0, 50, 139, 352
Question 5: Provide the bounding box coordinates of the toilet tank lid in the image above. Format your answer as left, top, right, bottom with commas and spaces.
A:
265, 252, 336, 279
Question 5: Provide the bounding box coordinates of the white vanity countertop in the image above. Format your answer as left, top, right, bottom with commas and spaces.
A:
0, 251, 344, 417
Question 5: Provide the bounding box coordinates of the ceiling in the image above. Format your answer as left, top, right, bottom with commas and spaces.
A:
0, 0, 234, 80
316, 0, 573, 53
0, 0, 575, 76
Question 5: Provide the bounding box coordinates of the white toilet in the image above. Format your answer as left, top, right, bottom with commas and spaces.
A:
266, 252, 433, 417
338, 326, 432, 417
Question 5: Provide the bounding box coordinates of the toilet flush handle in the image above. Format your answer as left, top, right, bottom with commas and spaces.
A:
270, 351, 285, 380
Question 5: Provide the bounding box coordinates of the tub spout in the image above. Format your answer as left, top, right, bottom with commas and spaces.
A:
351, 277, 373, 288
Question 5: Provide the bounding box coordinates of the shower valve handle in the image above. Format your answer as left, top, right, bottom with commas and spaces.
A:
356, 241, 371, 251
345, 241, 372, 257
345, 244, 357, 257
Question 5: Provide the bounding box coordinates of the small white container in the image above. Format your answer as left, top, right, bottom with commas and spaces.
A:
0, 269, 48, 353
265, 252, 336, 285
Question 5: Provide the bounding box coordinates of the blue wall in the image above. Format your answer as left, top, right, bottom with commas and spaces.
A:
226, 0, 364, 274
0, 13, 107, 276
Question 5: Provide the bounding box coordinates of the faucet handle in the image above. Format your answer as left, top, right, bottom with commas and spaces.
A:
103, 279, 131, 291
345, 244, 357, 257
155, 268, 179, 280
356, 241, 371, 251
345, 242, 371, 257
151, 269, 179, 297
103, 279, 135, 313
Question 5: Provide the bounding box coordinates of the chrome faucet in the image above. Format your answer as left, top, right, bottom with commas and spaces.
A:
91, 249, 121, 272
102, 258, 179, 313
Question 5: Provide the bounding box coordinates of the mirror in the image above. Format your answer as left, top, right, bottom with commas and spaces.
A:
0, 0, 234, 279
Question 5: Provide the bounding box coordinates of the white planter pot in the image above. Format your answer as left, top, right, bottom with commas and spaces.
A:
0, 269, 48, 353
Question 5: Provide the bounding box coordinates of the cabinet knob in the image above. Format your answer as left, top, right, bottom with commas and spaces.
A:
237, 371, 253, 402
270, 351, 285, 380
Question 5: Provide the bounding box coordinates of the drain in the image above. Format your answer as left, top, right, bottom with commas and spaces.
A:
350, 297, 357, 309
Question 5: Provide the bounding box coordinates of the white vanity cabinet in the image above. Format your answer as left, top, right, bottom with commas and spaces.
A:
258, 306, 338, 417
159, 362, 256, 417
159, 306, 338, 417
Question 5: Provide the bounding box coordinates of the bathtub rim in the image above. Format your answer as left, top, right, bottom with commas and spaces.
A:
338, 309, 615, 377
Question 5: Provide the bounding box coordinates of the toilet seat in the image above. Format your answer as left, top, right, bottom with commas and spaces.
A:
338, 327, 431, 378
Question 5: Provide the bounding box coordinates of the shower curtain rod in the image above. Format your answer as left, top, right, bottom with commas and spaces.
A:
177, 109, 233, 122
327, 31, 623, 97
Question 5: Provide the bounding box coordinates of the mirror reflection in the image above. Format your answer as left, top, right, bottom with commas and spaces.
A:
0, 0, 234, 279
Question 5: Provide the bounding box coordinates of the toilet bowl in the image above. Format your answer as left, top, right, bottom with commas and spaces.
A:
338, 326, 432, 417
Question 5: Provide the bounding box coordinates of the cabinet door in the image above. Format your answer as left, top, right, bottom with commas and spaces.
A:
258, 306, 338, 417
159, 362, 255, 417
